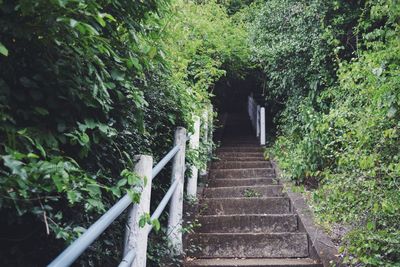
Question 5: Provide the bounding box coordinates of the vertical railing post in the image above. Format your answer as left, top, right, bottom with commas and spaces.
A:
208, 104, 213, 156
256, 105, 260, 137
200, 109, 208, 176
260, 107, 266, 145
247, 96, 250, 119
187, 116, 200, 198
123, 155, 153, 267
168, 127, 187, 255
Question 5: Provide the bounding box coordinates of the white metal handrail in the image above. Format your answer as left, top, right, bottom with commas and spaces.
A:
248, 95, 266, 145
119, 178, 180, 267
48, 104, 214, 267
48, 144, 182, 267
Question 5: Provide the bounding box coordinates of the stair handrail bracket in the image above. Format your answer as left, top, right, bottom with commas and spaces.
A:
247, 95, 266, 146
48, 125, 197, 267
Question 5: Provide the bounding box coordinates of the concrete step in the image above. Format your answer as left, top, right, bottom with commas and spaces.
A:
189, 233, 309, 258
212, 161, 271, 169
200, 197, 290, 215
221, 143, 260, 147
204, 185, 283, 198
185, 258, 322, 267
222, 136, 256, 139
217, 147, 264, 152
197, 214, 298, 233
208, 178, 278, 187
216, 157, 266, 162
210, 168, 274, 179
217, 152, 264, 158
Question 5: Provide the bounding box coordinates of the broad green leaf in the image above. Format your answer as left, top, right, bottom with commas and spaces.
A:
152, 219, 161, 232
117, 178, 127, 187
0, 42, 8, 56
2, 155, 27, 179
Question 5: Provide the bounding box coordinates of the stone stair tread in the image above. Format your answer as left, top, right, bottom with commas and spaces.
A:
204, 185, 283, 198
197, 214, 298, 233
217, 152, 264, 157
186, 258, 322, 267
211, 175, 276, 179
215, 160, 269, 163
200, 197, 290, 215
212, 167, 273, 171
217, 148, 264, 152
210, 168, 275, 179
212, 161, 272, 169
209, 177, 277, 182
216, 157, 266, 161
209, 178, 278, 187
216, 153, 263, 155
189, 233, 309, 258
221, 144, 260, 147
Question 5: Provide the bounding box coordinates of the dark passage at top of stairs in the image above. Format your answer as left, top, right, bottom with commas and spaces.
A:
185, 113, 322, 267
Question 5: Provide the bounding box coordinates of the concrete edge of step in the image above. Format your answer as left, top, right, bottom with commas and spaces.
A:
184, 257, 323, 267
271, 160, 343, 267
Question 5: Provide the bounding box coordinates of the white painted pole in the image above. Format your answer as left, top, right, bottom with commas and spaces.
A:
200, 109, 208, 176
168, 127, 186, 255
208, 104, 213, 155
256, 105, 260, 137
260, 107, 266, 145
187, 116, 200, 198
123, 155, 153, 267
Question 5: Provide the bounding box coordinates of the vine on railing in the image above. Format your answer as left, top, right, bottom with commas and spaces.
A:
48, 106, 213, 267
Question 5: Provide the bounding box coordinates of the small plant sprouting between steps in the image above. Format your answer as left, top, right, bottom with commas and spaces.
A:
243, 189, 262, 198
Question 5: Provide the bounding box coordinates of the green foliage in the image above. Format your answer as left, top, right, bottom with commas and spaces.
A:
243, 188, 261, 198
0, 0, 250, 265
258, 0, 400, 265
249, 0, 334, 103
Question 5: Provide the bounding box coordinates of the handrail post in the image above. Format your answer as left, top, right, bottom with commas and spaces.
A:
123, 155, 153, 267
208, 104, 213, 156
187, 116, 200, 198
260, 107, 266, 145
168, 127, 187, 255
256, 105, 260, 137
200, 109, 208, 176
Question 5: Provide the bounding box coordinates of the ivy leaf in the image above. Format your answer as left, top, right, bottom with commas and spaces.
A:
127, 189, 141, 203
0, 42, 8, 56
117, 178, 127, 187
95, 14, 106, 27
127, 57, 142, 71
152, 219, 160, 232
67, 190, 82, 204
367, 221, 375, 231
34, 107, 49, 116
148, 47, 157, 59
387, 106, 397, 118
52, 175, 64, 192
138, 215, 146, 228
2, 155, 27, 180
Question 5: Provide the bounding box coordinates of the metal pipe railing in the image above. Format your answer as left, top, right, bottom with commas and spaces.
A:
248, 95, 266, 145
118, 178, 180, 267
48, 144, 182, 267
152, 145, 180, 179
48, 194, 135, 267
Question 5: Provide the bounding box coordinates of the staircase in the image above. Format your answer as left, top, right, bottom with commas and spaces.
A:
185, 114, 322, 267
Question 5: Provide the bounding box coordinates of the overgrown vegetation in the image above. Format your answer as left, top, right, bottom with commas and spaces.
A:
1, 0, 399, 266
0, 0, 249, 266
249, 0, 400, 265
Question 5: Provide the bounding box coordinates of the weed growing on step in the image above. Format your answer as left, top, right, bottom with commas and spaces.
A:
243, 189, 262, 198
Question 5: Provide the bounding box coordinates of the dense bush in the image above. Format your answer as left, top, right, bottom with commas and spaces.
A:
0, 0, 249, 265
249, 0, 400, 265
